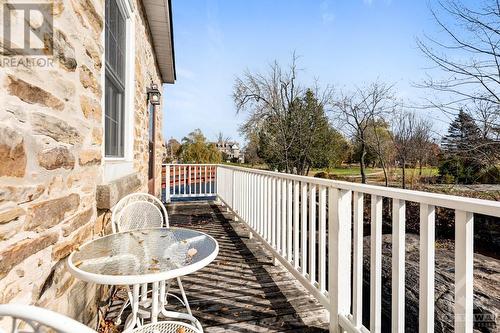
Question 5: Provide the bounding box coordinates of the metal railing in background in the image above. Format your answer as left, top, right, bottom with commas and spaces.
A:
163, 163, 500, 333
162, 164, 217, 202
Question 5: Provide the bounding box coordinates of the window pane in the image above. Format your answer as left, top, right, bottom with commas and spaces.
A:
104, 0, 126, 158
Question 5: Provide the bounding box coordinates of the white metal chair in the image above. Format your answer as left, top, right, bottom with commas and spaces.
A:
0, 304, 97, 333
130, 321, 201, 333
111, 193, 198, 331
0, 304, 201, 333
112, 193, 168, 233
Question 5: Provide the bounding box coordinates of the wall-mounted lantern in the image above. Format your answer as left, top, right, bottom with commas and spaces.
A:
147, 82, 161, 105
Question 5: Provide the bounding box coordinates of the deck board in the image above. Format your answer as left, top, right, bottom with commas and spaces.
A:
106, 201, 328, 332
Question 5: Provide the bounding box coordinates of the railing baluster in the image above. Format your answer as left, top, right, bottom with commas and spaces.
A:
371, 195, 382, 333
287, 179, 293, 261
204, 165, 207, 194
455, 210, 473, 333
173, 165, 176, 196
352, 192, 363, 328
419, 203, 435, 333
183, 165, 187, 196
198, 165, 203, 196
276, 179, 282, 253
309, 184, 317, 284
293, 180, 300, 269
187, 165, 192, 195
301, 182, 308, 276
318, 185, 327, 293
195, 165, 198, 195
271, 177, 277, 249
259, 175, 263, 234
392, 199, 406, 333
208, 166, 211, 195
263, 176, 268, 241
329, 188, 352, 333
165, 165, 171, 203
251, 173, 255, 229
281, 178, 287, 257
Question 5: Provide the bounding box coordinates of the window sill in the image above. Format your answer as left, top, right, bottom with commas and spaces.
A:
104, 160, 134, 183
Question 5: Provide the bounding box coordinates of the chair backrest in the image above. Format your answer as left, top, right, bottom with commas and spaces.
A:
114, 201, 164, 232
0, 304, 97, 333
111, 193, 169, 233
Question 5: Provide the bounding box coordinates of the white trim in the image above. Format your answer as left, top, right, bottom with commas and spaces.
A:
102, 0, 136, 182
104, 161, 134, 182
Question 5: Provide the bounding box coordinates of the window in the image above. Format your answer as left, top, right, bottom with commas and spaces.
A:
104, 0, 126, 157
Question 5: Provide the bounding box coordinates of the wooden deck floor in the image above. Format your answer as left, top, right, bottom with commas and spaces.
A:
106, 201, 328, 332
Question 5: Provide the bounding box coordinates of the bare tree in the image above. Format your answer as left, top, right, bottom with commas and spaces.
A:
392, 111, 435, 188
417, 0, 500, 110
393, 111, 417, 189
367, 119, 394, 186
332, 81, 395, 183
216, 132, 232, 145
412, 118, 435, 176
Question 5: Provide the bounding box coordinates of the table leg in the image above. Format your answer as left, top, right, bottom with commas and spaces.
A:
151, 281, 159, 323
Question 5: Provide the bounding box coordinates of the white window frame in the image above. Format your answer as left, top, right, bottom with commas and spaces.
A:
102, 0, 135, 182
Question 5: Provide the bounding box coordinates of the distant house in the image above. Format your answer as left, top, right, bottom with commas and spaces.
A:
214, 141, 244, 163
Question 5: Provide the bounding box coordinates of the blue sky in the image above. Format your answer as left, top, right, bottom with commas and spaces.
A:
162, 0, 464, 144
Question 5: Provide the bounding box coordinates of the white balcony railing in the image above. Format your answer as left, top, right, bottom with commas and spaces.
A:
163, 163, 500, 333
162, 164, 217, 201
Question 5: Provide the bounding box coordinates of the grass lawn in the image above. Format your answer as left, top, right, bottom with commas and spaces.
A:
309, 167, 382, 177
309, 166, 439, 178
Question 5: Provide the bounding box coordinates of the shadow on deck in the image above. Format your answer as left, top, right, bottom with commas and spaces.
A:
105, 201, 328, 332
167, 201, 329, 332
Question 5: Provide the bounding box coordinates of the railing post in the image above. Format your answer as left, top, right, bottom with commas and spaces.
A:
328, 188, 352, 333
419, 203, 435, 333
455, 210, 473, 333
231, 169, 235, 210
165, 164, 171, 203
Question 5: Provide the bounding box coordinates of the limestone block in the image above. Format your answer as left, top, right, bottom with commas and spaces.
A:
24, 193, 80, 231
54, 30, 77, 72
0, 232, 59, 279
79, 65, 101, 98
52, 223, 93, 260
0, 125, 26, 178
6, 75, 64, 110
0, 185, 45, 204
80, 95, 102, 120
0, 202, 25, 224
62, 208, 93, 236
31, 113, 83, 145
79, 149, 102, 166
38, 146, 75, 170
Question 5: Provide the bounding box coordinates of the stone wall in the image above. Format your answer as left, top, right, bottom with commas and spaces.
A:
0, 0, 166, 328
133, 0, 165, 197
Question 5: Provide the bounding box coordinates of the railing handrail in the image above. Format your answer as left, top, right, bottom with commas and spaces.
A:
216, 164, 500, 217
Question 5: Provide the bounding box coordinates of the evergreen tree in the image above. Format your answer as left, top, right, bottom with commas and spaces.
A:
441, 110, 482, 158
439, 110, 485, 183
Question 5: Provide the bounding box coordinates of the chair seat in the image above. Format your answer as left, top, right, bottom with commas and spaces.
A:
131, 321, 200, 333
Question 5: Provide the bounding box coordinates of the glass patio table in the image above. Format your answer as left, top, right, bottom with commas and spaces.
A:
67, 227, 219, 331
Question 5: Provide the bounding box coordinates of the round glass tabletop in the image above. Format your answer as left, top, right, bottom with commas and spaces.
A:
67, 228, 218, 285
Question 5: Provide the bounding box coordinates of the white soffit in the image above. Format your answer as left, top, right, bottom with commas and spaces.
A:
142, 0, 176, 84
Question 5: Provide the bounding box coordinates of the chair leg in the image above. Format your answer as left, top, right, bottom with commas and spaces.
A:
114, 286, 131, 325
